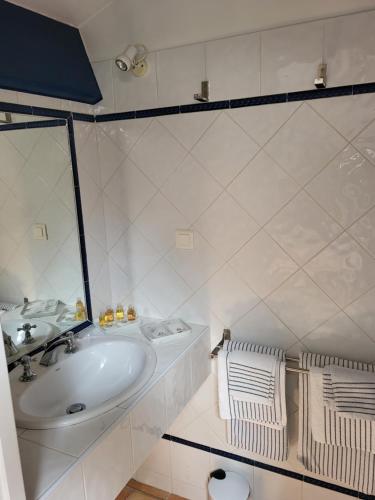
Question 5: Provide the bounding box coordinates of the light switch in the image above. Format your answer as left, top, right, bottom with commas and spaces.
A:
33, 223, 48, 240
176, 229, 194, 249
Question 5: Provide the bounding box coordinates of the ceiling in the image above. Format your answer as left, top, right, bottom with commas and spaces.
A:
9, 0, 375, 61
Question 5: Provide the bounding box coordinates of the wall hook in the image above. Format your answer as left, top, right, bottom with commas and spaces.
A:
194, 81, 210, 102
314, 63, 327, 89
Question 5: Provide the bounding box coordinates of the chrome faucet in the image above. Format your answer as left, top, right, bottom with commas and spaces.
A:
18, 355, 37, 382
18, 323, 37, 345
39, 331, 78, 367
2, 331, 19, 357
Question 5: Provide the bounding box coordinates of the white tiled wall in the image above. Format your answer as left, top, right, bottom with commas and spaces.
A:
93, 10, 375, 113
0, 126, 84, 304
98, 94, 375, 499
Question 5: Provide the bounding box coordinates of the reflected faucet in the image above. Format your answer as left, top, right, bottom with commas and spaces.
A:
18, 323, 37, 345
39, 331, 78, 367
2, 331, 19, 357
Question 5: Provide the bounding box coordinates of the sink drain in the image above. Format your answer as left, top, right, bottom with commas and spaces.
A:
66, 403, 86, 415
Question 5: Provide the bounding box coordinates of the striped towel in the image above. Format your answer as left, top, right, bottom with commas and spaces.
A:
227, 350, 277, 405
220, 340, 288, 461
323, 365, 375, 420
298, 352, 375, 495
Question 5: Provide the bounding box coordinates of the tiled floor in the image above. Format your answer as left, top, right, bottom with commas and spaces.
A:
116, 479, 186, 500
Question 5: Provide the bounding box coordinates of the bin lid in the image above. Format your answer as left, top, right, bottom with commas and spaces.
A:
208, 470, 250, 500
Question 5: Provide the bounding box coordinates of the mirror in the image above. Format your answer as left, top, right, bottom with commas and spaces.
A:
0, 113, 90, 363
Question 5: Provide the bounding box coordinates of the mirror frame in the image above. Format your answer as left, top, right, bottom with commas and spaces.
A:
0, 101, 94, 369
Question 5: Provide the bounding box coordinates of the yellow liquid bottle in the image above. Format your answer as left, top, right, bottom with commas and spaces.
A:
127, 305, 137, 321
104, 307, 114, 326
116, 304, 125, 322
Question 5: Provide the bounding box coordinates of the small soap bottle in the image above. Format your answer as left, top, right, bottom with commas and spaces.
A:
116, 304, 126, 322
75, 298, 86, 321
98, 311, 106, 328
104, 306, 114, 326
127, 305, 137, 321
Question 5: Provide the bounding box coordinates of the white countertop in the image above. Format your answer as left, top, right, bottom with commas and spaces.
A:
15, 319, 208, 499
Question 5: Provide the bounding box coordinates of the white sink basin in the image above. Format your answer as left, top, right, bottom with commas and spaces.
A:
2, 318, 53, 346
11, 335, 156, 429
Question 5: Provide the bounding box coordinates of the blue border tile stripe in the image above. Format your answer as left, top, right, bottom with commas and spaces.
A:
162, 434, 361, 498
2, 80, 375, 124
0, 119, 66, 132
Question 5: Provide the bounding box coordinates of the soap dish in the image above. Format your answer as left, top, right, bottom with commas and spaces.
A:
141, 318, 191, 342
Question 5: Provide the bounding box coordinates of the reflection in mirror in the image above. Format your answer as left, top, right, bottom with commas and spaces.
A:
0, 114, 88, 363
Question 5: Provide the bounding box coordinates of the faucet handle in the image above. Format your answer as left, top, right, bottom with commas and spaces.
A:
64, 331, 78, 354
18, 355, 37, 382
18, 323, 37, 345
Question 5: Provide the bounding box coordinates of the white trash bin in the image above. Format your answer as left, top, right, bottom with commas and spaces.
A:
208, 469, 251, 500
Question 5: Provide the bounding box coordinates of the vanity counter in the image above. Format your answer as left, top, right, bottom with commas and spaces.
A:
15, 319, 210, 499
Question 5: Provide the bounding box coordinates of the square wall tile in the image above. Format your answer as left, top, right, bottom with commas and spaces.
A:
206, 32, 260, 101
130, 378, 166, 471
114, 51, 158, 111
348, 206, 375, 258
253, 467, 302, 500
161, 154, 222, 225
133, 439, 172, 493
82, 418, 133, 500
230, 230, 298, 298
156, 43, 205, 107
98, 118, 151, 156
352, 119, 375, 166
192, 112, 259, 187
306, 145, 375, 228
261, 21, 323, 94
134, 193, 188, 254
166, 231, 223, 290
265, 191, 342, 265
231, 301, 297, 351
129, 120, 187, 188
265, 103, 346, 186
345, 287, 375, 342
39, 466, 85, 500
194, 191, 259, 260
171, 441, 211, 490
302, 482, 353, 500
304, 233, 375, 308
310, 93, 375, 141
325, 10, 375, 86
228, 101, 300, 147
303, 311, 375, 363
165, 352, 193, 427
265, 270, 339, 338
228, 150, 299, 225
138, 259, 192, 317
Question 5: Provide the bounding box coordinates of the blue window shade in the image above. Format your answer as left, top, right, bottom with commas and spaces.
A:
0, 1, 102, 104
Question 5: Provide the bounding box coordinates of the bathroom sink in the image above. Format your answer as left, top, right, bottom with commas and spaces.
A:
2, 318, 54, 346
10, 335, 156, 429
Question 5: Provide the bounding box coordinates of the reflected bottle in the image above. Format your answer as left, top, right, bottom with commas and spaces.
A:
98, 312, 106, 328
75, 298, 86, 321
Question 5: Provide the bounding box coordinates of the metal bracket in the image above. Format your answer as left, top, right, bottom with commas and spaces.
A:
194, 81, 210, 102
314, 63, 327, 89
210, 328, 231, 358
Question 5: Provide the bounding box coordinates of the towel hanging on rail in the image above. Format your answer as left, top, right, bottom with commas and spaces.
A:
218, 340, 288, 461
298, 352, 375, 495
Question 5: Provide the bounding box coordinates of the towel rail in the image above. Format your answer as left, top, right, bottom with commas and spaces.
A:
210, 330, 309, 374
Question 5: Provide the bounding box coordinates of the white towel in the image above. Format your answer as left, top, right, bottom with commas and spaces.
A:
221, 340, 288, 461
310, 365, 375, 453
227, 350, 277, 404
323, 365, 375, 420
299, 352, 375, 495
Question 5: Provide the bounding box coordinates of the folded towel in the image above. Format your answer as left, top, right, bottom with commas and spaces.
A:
299, 352, 375, 495
220, 340, 288, 461
310, 366, 375, 453
323, 365, 375, 420
227, 350, 277, 405
218, 346, 286, 428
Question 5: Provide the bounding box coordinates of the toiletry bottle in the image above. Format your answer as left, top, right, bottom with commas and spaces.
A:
99, 312, 106, 328
116, 304, 125, 322
127, 305, 137, 321
104, 306, 114, 326
75, 298, 86, 321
